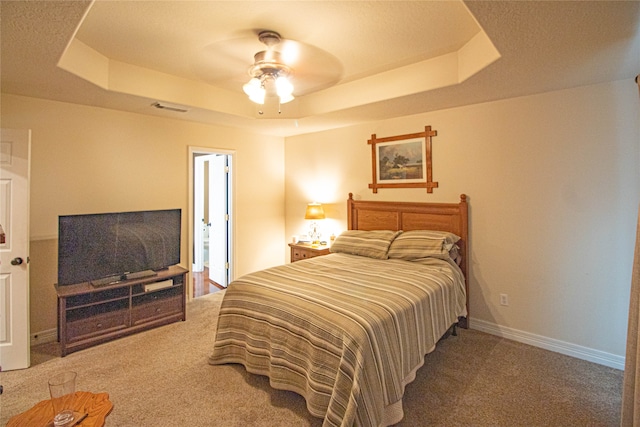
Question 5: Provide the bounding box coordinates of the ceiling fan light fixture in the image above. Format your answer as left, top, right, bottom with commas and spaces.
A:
244, 31, 295, 107
248, 89, 266, 105
278, 92, 295, 104
276, 76, 294, 103
242, 77, 261, 94
243, 78, 266, 104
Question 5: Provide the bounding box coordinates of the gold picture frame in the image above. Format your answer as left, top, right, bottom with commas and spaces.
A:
368, 126, 439, 193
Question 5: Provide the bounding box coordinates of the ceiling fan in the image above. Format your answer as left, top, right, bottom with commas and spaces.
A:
196, 29, 343, 103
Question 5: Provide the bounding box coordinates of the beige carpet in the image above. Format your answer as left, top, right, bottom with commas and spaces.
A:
0, 291, 623, 426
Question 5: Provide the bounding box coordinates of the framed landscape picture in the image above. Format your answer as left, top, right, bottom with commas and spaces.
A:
368, 126, 439, 193
376, 139, 425, 183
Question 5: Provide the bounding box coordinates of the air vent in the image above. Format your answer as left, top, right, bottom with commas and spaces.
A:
151, 102, 189, 113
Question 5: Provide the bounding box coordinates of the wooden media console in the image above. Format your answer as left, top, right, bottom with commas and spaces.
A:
55, 265, 188, 356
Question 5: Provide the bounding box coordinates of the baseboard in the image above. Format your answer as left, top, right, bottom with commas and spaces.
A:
470, 318, 625, 370
31, 328, 57, 346
32, 321, 625, 369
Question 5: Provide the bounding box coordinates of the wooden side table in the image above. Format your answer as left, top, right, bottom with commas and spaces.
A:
7, 391, 113, 427
289, 242, 330, 262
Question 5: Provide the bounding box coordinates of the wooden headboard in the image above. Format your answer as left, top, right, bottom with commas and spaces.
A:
347, 193, 469, 327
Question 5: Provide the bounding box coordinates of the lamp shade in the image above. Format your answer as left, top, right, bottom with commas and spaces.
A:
276, 76, 295, 103
242, 78, 265, 104
304, 203, 325, 220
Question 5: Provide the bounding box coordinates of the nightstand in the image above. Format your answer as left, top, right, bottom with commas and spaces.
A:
289, 243, 330, 262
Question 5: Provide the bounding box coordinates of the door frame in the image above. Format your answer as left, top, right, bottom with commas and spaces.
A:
187, 146, 235, 300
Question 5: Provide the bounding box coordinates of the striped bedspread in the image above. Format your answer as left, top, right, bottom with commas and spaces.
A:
209, 253, 466, 427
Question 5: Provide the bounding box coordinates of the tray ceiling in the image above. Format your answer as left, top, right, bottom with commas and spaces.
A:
1, 1, 639, 137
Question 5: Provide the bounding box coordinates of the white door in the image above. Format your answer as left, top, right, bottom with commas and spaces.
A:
0, 128, 31, 371
208, 155, 229, 287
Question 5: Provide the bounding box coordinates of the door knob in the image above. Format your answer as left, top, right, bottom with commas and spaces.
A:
11, 257, 23, 265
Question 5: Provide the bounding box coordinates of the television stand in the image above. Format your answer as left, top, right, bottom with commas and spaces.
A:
55, 265, 188, 356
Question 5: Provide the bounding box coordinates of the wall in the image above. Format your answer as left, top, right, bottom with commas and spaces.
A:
1, 93, 286, 336
284, 79, 640, 368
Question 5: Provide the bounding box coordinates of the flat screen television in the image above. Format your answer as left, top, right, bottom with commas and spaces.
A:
58, 209, 181, 286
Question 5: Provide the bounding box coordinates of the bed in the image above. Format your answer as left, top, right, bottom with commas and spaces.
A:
209, 194, 469, 427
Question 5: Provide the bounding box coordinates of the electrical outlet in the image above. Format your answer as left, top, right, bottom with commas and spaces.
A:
500, 294, 509, 306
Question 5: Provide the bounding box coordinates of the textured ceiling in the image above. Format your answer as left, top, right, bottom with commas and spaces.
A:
1, 1, 639, 137
75, 1, 480, 93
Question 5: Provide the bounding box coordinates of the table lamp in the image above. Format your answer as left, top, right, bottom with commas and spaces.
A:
304, 203, 325, 247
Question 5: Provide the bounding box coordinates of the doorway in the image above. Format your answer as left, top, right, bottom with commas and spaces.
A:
188, 147, 233, 298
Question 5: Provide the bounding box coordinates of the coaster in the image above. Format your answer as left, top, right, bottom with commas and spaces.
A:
46, 412, 88, 427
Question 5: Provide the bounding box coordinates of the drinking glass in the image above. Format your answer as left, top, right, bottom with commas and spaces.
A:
48, 371, 76, 426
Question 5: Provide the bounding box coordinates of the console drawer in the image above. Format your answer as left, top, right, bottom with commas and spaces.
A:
66, 309, 129, 342
131, 295, 182, 325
